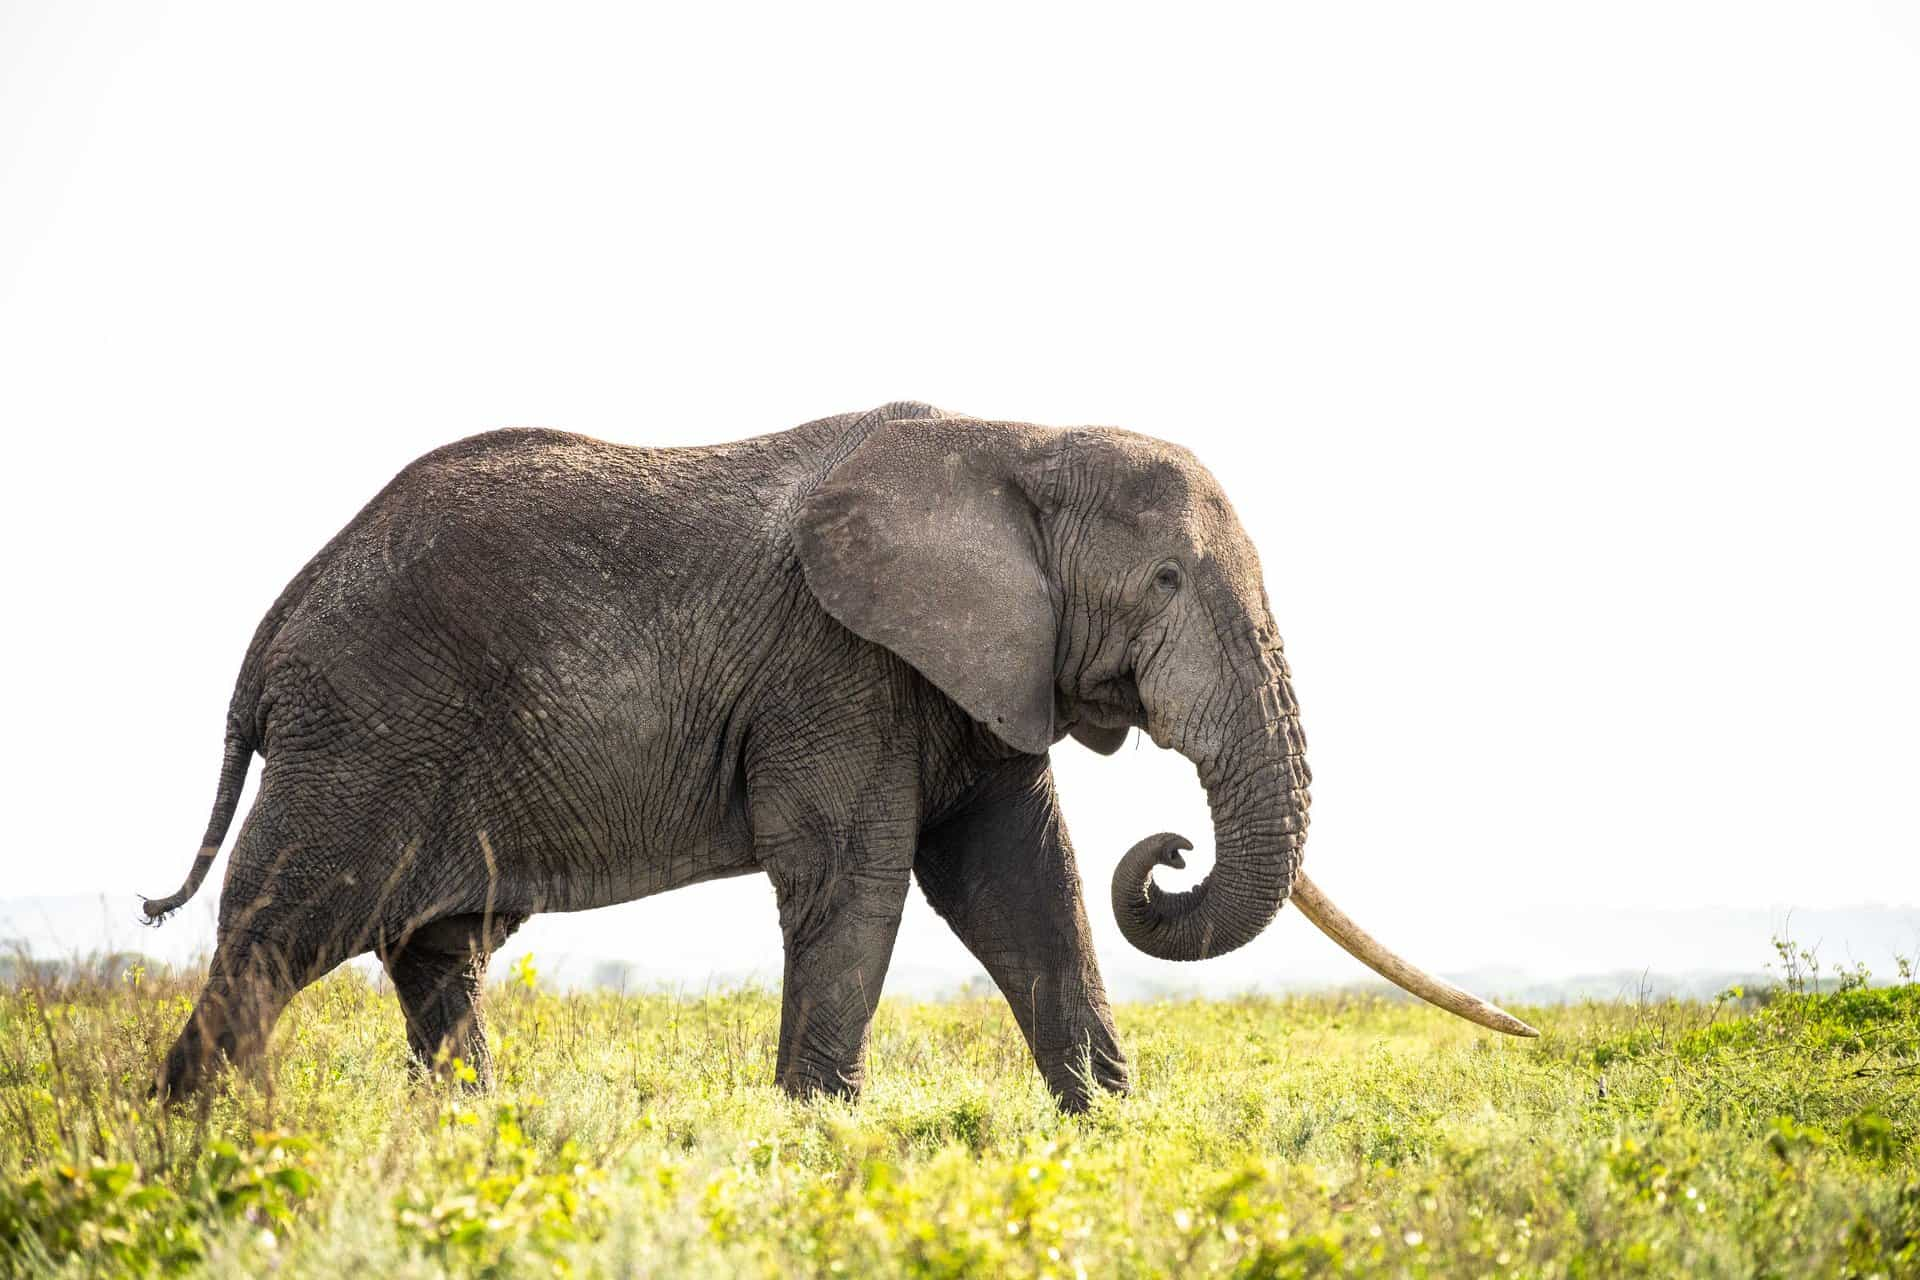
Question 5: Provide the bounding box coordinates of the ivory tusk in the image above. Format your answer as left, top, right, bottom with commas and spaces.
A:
1289, 872, 1540, 1038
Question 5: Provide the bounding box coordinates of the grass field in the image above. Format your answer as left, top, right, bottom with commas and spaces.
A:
0, 957, 1914, 1277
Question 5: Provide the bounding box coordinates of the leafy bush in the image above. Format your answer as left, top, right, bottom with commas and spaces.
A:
0, 1130, 314, 1275
394, 1099, 608, 1276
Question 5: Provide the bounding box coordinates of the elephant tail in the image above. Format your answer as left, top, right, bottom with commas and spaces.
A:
141, 727, 254, 923
140, 506, 344, 925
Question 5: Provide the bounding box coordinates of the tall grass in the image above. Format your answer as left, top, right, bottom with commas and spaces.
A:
0, 960, 1914, 1276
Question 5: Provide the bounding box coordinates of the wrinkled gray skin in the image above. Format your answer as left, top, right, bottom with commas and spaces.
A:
148, 402, 1310, 1112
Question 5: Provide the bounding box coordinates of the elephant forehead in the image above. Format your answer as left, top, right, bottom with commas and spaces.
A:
1109, 467, 1247, 560
1063, 432, 1215, 514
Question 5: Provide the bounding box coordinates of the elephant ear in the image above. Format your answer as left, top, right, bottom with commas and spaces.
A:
795, 417, 1060, 755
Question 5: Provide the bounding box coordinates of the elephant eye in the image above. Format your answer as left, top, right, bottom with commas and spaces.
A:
1153, 563, 1182, 594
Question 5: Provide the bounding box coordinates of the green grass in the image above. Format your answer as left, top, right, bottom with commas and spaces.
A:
0, 963, 1914, 1277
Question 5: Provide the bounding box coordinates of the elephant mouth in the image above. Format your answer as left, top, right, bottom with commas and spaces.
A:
1066, 681, 1145, 730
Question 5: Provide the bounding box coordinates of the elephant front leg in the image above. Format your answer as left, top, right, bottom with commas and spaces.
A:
916, 758, 1128, 1112
762, 834, 914, 1101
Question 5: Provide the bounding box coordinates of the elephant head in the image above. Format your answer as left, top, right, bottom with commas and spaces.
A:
798, 414, 1535, 1037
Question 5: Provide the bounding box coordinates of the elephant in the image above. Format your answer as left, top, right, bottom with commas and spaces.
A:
144, 401, 1533, 1111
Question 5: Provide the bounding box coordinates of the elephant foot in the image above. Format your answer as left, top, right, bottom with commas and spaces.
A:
777, 1062, 863, 1104
1045, 1050, 1131, 1114
155, 1032, 220, 1103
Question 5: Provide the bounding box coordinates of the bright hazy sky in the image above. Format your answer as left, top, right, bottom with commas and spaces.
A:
3, 4, 1916, 987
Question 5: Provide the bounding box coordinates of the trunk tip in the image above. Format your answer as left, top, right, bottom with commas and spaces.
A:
1136, 832, 1192, 871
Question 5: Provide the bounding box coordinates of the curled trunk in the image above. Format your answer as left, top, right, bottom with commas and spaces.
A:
1106, 652, 1538, 1038
1111, 677, 1309, 962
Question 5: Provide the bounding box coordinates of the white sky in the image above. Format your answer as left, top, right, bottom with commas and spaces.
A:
3, 3, 1916, 989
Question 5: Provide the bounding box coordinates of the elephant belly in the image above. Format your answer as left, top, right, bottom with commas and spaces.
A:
471, 694, 762, 916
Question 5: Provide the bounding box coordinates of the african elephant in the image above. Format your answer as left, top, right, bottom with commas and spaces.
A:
146, 401, 1532, 1111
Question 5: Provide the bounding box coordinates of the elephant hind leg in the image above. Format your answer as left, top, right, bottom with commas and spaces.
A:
157, 791, 374, 1099
158, 933, 310, 1100
156, 761, 451, 1100
382, 913, 524, 1090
